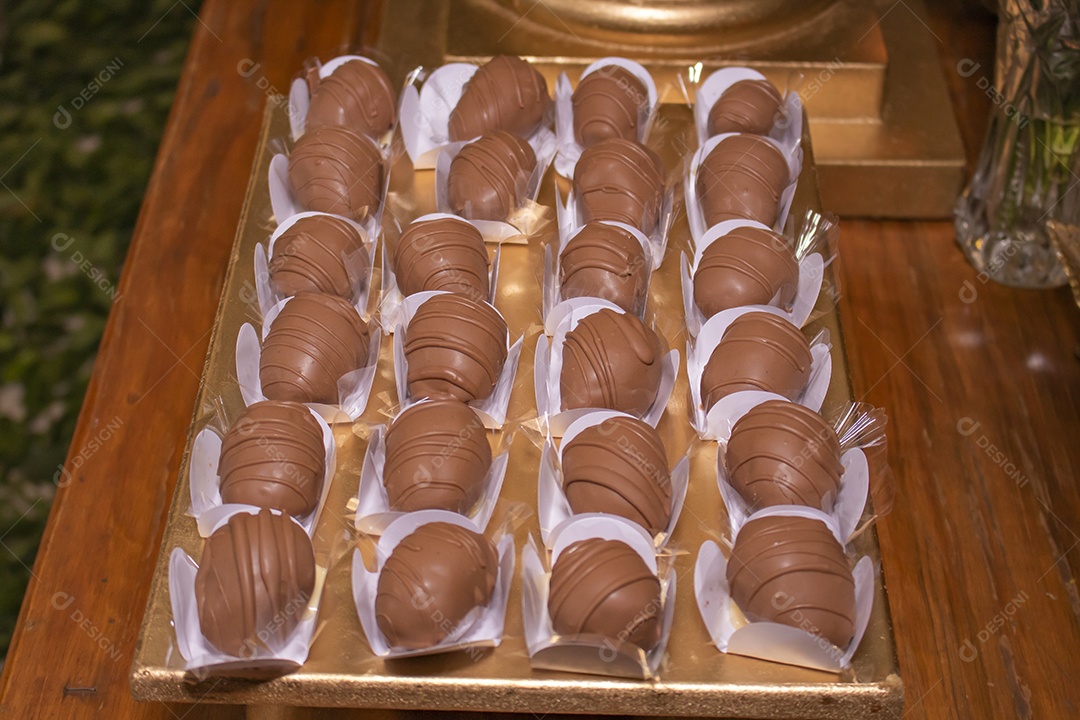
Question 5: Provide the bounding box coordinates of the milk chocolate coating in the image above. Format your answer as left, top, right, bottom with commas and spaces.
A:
394, 217, 489, 299
726, 514, 855, 648
693, 225, 798, 317
288, 125, 383, 221
384, 400, 492, 513
219, 401, 326, 517
448, 131, 537, 221
260, 292, 372, 405
574, 138, 664, 237
375, 521, 499, 650
195, 509, 316, 657
559, 221, 649, 313
727, 400, 843, 512
448, 55, 550, 142
700, 311, 811, 411
548, 537, 662, 650
305, 60, 396, 138
696, 134, 789, 228
561, 308, 664, 416
405, 293, 508, 403
269, 214, 369, 303
562, 416, 672, 535
707, 79, 784, 137
572, 65, 648, 147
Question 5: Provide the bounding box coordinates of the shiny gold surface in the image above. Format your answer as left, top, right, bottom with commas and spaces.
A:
131, 96, 903, 717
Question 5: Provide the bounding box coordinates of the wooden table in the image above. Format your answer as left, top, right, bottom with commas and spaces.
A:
3, 1, 1079, 718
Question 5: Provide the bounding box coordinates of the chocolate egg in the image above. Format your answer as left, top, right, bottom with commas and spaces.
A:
384, 400, 492, 514
195, 509, 316, 657
404, 293, 508, 403
696, 134, 789, 228
561, 308, 664, 416
288, 125, 383, 221
260, 292, 372, 405
572, 65, 648, 147
375, 521, 499, 650
448, 55, 550, 142
305, 59, 396, 138
219, 401, 326, 517
394, 216, 490, 300
693, 225, 798, 317
448, 131, 537, 221
574, 138, 664, 237
549, 537, 662, 650
269, 214, 369, 303
707, 78, 784, 137
727, 513, 855, 648
726, 400, 843, 512
700, 310, 811, 411
559, 221, 649, 313
562, 416, 672, 535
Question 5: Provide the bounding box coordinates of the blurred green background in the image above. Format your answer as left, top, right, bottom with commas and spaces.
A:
0, 0, 199, 662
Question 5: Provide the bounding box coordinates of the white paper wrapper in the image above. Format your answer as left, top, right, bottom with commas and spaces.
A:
693, 506, 874, 673
543, 219, 653, 324
392, 290, 523, 429
353, 415, 511, 535
401, 62, 554, 169
679, 218, 825, 337
553, 58, 660, 178
536, 410, 689, 549
287, 55, 398, 146
556, 174, 674, 270
686, 305, 832, 441
235, 295, 383, 424
168, 510, 324, 676
253, 211, 378, 321
534, 299, 679, 437
351, 509, 515, 658
693, 67, 803, 151
188, 407, 337, 538
684, 132, 803, 244
521, 514, 676, 679
433, 128, 558, 244
378, 213, 501, 332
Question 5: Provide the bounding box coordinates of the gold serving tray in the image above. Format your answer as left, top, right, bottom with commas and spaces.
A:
131, 98, 903, 717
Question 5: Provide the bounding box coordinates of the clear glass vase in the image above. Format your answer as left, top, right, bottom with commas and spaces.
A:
954, 0, 1080, 289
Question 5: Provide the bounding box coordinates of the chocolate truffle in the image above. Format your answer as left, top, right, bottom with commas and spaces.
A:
700, 311, 811, 411
195, 509, 316, 657
448, 55, 550, 142
548, 537, 662, 650
260, 292, 372, 405
574, 138, 664, 237
696, 134, 789, 228
405, 293, 508, 403
559, 221, 649, 313
560, 308, 664, 416
693, 225, 798, 317
219, 401, 326, 517
305, 60, 397, 138
383, 400, 492, 513
375, 521, 499, 650
707, 79, 784, 137
288, 125, 383, 221
572, 65, 648, 147
562, 416, 672, 535
269, 214, 369, 303
394, 217, 489, 300
447, 131, 537, 221
726, 513, 855, 648
727, 400, 843, 512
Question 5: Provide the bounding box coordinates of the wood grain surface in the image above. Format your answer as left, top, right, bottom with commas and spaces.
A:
3, 0, 1080, 719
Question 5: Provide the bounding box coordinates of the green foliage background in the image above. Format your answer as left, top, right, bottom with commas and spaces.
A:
0, 0, 198, 659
